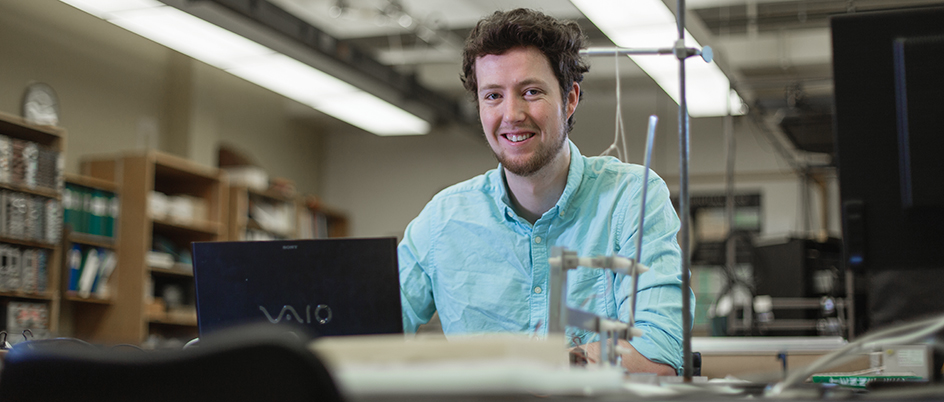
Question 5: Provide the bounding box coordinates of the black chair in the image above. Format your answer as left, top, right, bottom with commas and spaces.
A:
0, 324, 343, 402
692, 351, 702, 377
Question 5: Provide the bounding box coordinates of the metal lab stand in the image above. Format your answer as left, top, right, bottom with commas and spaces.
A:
559, 0, 713, 380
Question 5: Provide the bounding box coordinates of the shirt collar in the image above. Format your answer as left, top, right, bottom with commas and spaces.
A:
556, 139, 584, 219
495, 139, 585, 220
498, 169, 514, 212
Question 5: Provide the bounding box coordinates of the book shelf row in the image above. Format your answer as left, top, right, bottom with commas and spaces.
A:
0, 244, 49, 295
0, 111, 350, 347
0, 112, 64, 345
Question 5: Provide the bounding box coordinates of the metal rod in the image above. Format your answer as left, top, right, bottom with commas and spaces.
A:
628, 115, 659, 334
677, 0, 694, 382
581, 47, 675, 56
578, 0, 704, 380
600, 327, 609, 367
724, 91, 737, 319
724, 84, 736, 277
581, 46, 709, 62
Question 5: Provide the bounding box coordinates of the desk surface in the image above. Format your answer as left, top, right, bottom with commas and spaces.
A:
693, 336, 848, 354
308, 334, 904, 400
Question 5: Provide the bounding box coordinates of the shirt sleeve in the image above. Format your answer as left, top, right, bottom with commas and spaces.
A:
398, 207, 437, 333
616, 173, 692, 372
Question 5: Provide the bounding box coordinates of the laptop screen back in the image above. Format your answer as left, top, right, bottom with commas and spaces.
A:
192, 237, 402, 338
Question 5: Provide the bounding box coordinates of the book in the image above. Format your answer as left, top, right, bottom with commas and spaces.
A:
104, 192, 118, 238
88, 189, 106, 236
5, 248, 21, 292
0, 246, 11, 292
37, 145, 59, 191
45, 198, 60, 243
67, 244, 83, 292
93, 249, 117, 297
9, 139, 23, 185
23, 142, 38, 188
63, 183, 77, 232
25, 196, 42, 241
0, 135, 10, 184
0, 190, 7, 237
7, 192, 28, 238
80, 186, 92, 235
0, 246, 24, 292
20, 249, 37, 294
55, 153, 64, 193
77, 248, 100, 298
35, 250, 47, 292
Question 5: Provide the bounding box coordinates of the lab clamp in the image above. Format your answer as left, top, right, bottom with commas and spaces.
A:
548, 247, 648, 366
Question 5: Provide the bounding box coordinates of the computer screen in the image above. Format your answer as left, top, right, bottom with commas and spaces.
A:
832, 6, 944, 332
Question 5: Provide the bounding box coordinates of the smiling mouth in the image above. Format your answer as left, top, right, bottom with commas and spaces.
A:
503, 133, 535, 143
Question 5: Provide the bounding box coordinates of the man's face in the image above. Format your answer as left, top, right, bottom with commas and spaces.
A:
475, 46, 579, 177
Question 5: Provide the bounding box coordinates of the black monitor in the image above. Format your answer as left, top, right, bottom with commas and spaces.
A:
832, 6, 944, 334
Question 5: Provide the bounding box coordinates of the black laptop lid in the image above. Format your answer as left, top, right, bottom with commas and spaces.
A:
192, 237, 402, 338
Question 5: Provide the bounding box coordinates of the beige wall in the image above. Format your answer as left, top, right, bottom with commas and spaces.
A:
320, 76, 837, 241
0, 0, 326, 195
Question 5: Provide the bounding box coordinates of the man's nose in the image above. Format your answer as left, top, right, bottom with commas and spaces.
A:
503, 96, 526, 123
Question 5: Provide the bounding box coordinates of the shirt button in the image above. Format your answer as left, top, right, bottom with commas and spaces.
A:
534, 286, 542, 294
534, 236, 542, 244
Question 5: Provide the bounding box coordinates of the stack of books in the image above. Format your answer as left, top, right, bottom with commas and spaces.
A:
0, 190, 60, 244
4, 301, 49, 343
0, 245, 48, 294
0, 136, 61, 192
62, 182, 118, 238
66, 244, 117, 298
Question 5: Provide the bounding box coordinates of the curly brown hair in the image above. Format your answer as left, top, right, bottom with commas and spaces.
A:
460, 8, 590, 132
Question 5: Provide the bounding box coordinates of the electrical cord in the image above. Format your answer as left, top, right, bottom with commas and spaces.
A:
599, 49, 630, 162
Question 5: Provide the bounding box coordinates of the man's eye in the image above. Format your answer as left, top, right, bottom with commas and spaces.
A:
525, 89, 542, 96
483, 93, 500, 100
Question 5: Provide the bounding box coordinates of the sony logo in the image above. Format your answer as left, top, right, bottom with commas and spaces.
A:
259, 304, 333, 325
283, 245, 298, 250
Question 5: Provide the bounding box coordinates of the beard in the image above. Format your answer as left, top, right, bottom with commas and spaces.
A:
494, 127, 568, 177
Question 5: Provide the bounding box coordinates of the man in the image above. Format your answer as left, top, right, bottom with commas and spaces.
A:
398, 8, 690, 375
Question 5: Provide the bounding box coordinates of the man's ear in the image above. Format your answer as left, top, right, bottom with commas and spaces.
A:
566, 82, 580, 119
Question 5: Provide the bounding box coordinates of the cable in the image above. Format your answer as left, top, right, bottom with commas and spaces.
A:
599, 50, 629, 162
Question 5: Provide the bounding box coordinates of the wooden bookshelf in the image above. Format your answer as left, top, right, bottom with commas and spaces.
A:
81, 151, 227, 346
298, 195, 349, 239
0, 111, 65, 342
59, 173, 120, 341
227, 185, 298, 240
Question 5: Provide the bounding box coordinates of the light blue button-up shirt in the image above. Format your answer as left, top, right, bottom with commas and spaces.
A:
398, 140, 692, 371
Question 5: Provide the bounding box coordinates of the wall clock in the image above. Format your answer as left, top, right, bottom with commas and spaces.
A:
21, 82, 60, 126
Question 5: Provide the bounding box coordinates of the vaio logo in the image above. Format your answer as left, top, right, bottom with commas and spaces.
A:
259, 304, 333, 324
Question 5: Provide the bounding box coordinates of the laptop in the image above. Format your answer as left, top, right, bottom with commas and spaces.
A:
191, 237, 403, 338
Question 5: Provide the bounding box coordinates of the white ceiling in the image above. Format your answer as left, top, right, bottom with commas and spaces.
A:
27, 0, 944, 156
268, 0, 590, 96
259, 0, 944, 157
271, 0, 585, 39
266, 0, 944, 107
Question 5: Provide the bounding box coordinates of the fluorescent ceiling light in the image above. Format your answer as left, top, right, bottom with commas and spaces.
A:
571, 0, 744, 117
60, 0, 430, 135
228, 55, 430, 135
